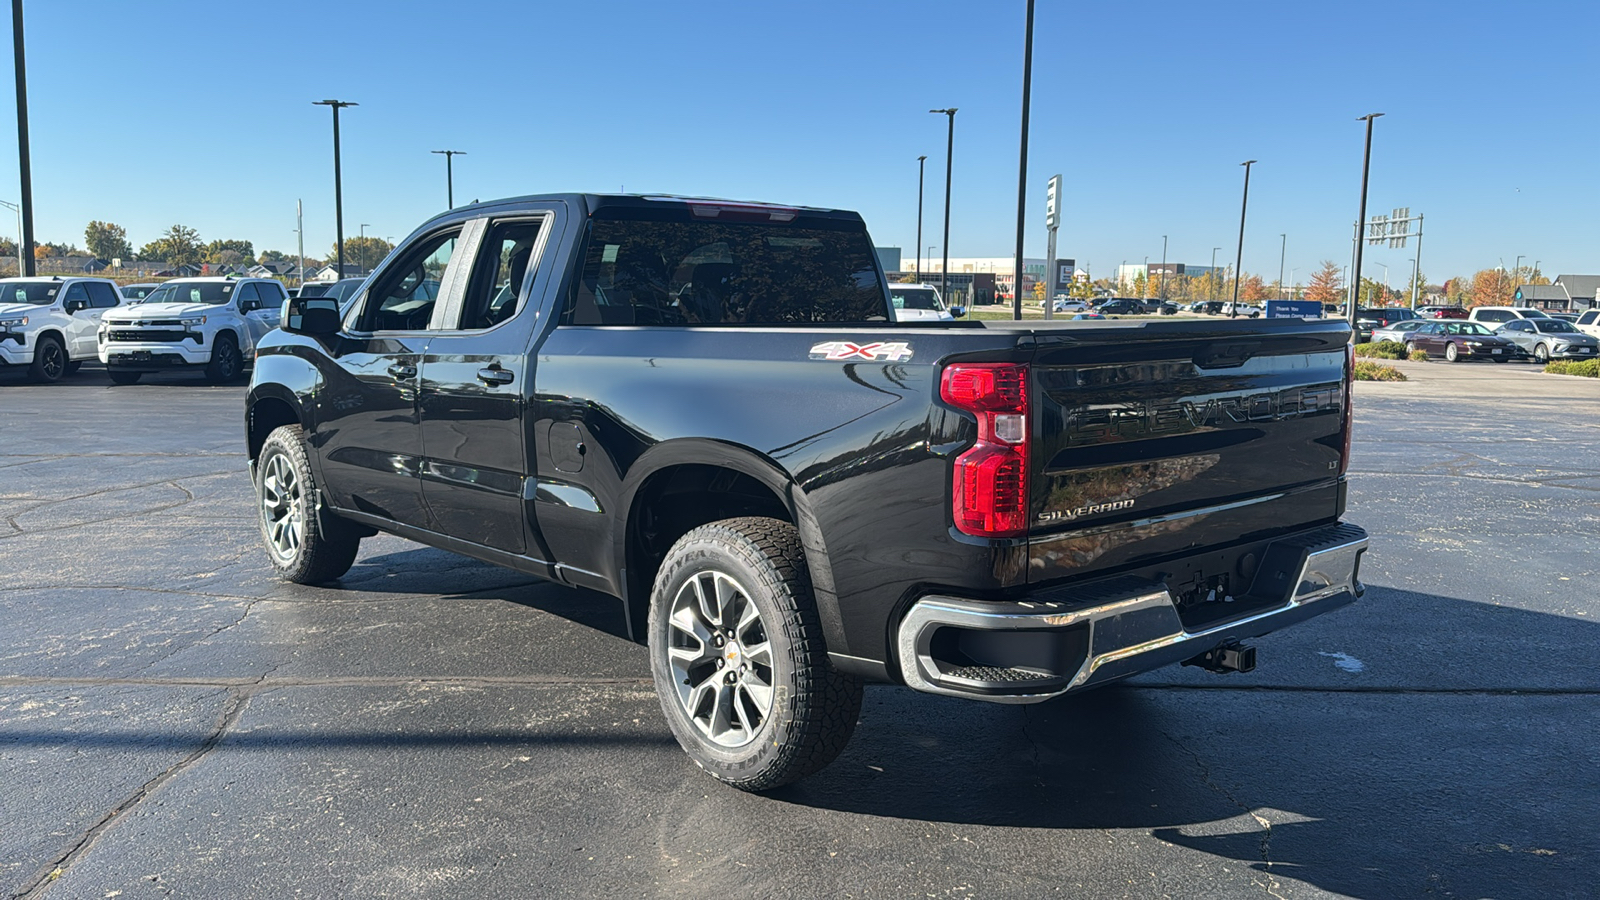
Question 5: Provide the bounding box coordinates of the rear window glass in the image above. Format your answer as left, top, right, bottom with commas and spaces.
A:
566, 211, 887, 326
890, 286, 943, 311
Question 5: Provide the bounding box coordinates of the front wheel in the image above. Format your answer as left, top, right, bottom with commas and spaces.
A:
648, 517, 862, 792
1445, 342, 1460, 362
1534, 343, 1550, 363
256, 424, 360, 584
27, 335, 66, 383
205, 333, 244, 384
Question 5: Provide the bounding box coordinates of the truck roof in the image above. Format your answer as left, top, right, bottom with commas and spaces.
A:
439, 192, 865, 223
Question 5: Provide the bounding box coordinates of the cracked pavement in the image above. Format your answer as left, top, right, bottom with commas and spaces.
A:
2, 362, 1598, 898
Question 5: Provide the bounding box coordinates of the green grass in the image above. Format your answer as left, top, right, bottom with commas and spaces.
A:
1544, 359, 1600, 377
1354, 360, 1408, 381
1354, 340, 1408, 360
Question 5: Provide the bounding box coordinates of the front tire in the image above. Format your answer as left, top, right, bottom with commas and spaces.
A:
648, 517, 862, 792
256, 424, 360, 584
1534, 343, 1550, 363
27, 335, 66, 383
205, 333, 243, 384
1445, 342, 1460, 362
107, 368, 142, 385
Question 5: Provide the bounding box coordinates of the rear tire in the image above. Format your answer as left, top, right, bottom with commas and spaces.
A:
256, 424, 361, 584
107, 368, 142, 385
205, 333, 243, 384
27, 335, 66, 383
648, 517, 862, 792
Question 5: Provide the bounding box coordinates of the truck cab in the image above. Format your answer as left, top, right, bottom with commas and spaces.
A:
0, 276, 123, 382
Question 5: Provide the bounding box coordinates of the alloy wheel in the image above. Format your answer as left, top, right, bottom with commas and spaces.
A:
665, 569, 774, 749
259, 452, 304, 562
40, 342, 64, 380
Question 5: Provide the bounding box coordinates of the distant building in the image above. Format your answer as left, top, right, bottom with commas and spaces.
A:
873, 247, 901, 275
1512, 284, 1572, 311
1553, 274, 1600, 309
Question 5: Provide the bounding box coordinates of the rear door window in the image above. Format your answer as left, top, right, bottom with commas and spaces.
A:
85, 282, 120, 308
459, 219, 544, 330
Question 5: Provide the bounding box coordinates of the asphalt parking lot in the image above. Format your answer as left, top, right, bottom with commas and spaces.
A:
2, 360, 1598, 899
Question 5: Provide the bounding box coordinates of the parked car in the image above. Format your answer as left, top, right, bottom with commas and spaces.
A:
246, 191, 1367, 791
1547, 312, 1579, 324
1222, 302, 1263, 318
1405, 320, 1519, 362
1414, 305, 1467, 319
888, 283, 960, 322
98, 277, 287, 384
1575, 309, 1600, 339
1467, 306, 1548, 328
1047, 297, 1089, 313
1369, 319, 1428, 344
1353, 307, 1417, 342
1097, 298, 1150, 315
0, 276, 123, 382
120, 283, 163, 304
1494, 318, 1600, 362
1070, 311, 1106, 320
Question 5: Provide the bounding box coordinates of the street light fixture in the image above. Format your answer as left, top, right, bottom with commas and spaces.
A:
313, 99, 358, 275
12, 0, 35, 276
1349, 113, 1384, 330
1231, 160, 1257, 318
930, 108, 957, 307
431, 150, 466, 209
1011, 0, 1036, 321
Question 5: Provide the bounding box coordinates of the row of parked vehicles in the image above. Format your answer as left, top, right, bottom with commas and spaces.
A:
1364, 305, 1600, 362
0, 274, 372, 384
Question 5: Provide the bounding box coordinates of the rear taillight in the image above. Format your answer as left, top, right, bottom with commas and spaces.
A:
1340, 344, 1354, 474
941, 362, 1029, 538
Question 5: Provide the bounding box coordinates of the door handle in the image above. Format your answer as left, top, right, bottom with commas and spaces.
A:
387, 363, 417, 379
477, 367, 515, 386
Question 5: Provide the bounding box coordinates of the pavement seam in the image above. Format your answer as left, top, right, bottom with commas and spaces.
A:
10, 685, 253, 900
1157, 726, 1281, 897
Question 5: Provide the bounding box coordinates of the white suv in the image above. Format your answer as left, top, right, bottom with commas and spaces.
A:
1575, 309, 1600, 339
1468, 306, 1548, 328
97, 277, 286, 384
0, 276, 123, 383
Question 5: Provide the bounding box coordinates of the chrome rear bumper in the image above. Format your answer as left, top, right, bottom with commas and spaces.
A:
896, 523, 1368, 704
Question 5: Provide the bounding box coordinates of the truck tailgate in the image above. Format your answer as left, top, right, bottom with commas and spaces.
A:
1022, 320, 1350, 583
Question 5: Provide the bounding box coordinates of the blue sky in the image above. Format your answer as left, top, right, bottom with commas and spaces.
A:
3, 0, 1595, 285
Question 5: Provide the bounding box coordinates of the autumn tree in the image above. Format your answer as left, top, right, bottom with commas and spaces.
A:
140, 225, 202, 267
1305, 260, 1344, 305
1469, 268, 1514, 308
1239, 274, 1269, 303
329, 236, 394, 273
84, 221, 132, 261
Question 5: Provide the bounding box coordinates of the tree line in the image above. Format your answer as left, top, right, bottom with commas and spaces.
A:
3, 221, 394, 274
1106, 259, 1559, 308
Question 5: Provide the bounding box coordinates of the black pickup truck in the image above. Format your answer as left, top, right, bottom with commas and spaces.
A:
246, 194, 1368, 790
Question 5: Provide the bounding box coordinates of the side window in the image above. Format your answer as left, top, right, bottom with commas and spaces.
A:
62, 283, 89, 307
85, 282, 120, 308
358, 229, 459, 332
259, 281, 286, 305
235, 282, 260, 308
1580, 311, 1597, 326
458, 219, 544, 330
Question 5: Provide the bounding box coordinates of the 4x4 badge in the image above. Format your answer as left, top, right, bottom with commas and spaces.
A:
808, 341, 913, 362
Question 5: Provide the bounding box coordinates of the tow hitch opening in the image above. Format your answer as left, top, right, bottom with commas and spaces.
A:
1183, 642, 1256, 674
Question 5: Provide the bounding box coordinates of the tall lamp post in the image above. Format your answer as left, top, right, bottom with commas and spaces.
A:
915, 155, 927, 280
1230, 160, 1257, 318
359, 223, 371, 275
431, 149, 465, 209
1349, 113, 1384, 332
930, 108, 957, 307
1210, 246, 1222, 302
1011, 0, 1036, 320
12, 0, 34, 275
1278, 233, 1287, 300
313, 99, 357, 276
1158, 235, 1168, 301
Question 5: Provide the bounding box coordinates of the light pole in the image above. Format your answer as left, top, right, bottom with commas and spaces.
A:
1278, 233, 1287, 300
1011, 0, 1036, 321
930, 108, 957, 309
12, 0, 34, 275
915, 155, 926, 280
1231, 160, 1257, 318
1514, 254, 1524, 285
1142, 256, 1149, 299
0, 199, 20, 274
431, 149, 465, 209
1158, 235, 1168, 301
1349, 113, 1384, 331
1210, 247, 1222, 302
359, 223, 370, 275
313, 99, 358, 275
1289, 268, 1298, 301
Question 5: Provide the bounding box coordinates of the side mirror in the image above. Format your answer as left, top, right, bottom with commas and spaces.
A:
283, 296, 341, 337
65, 299, 88, 313
950, 306, 966, 318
